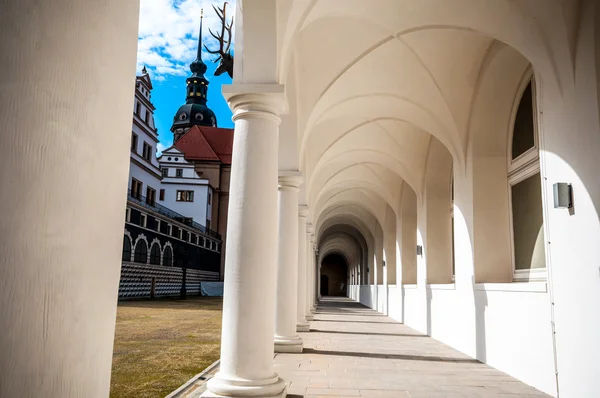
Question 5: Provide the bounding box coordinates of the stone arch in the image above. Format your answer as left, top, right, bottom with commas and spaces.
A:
133, 234, 149, 264
149, 238, 161, 266
466, 41, 533, 283
162, 242, 174, 267
122, 230, 133, 262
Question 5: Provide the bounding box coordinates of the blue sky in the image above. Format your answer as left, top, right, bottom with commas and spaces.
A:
136, 0, 235, 153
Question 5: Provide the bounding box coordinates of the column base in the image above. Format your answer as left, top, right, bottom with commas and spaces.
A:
305, 313, 314, 321
296, 322, 310, 332
274, 335, 303, 353
202, 373, 287, 398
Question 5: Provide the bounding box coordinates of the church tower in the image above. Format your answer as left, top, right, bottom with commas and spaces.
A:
171, 10, 218, 142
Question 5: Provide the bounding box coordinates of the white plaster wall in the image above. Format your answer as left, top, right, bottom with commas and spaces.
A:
402, 286, 421, 332
387, 285, 402, 323
356, 285, 375, 308
377, 284, 386, 315
160, 182, 209, 226
129, 162, 161, 193
132, 123, 160, 170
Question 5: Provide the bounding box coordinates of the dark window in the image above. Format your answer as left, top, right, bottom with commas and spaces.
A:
131, 178, 143, 199
134, 240, 148, 263
511, 173, 546, 270
122, 235, 132, 261
512, 82, 535, 160
131, 133, 138, 152
135, 102, 141, 115
145, 110, 150, 124
176, 190, 194, 202
171, 226, 179, 238
160, 222, 169, 235
159, 189, 165, 201
149, 243, 161, 265
182, 230, 189, 242
161, 168, 168, 177
146, 187, 156, 206
146, 216, 156, 231
142, 142, 152, 161
176, 168, 183, 178
163, 246, 173, 266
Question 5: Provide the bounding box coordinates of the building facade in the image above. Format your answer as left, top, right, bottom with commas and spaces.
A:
120, 65, 223, 298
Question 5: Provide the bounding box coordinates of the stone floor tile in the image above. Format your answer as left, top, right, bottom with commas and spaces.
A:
358, 390, 411, 397
306, 387, 361, 396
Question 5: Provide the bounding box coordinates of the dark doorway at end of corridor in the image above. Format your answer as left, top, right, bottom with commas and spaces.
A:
320, 253, 348, 297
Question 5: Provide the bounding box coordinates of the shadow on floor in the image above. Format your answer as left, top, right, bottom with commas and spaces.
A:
315, 311, 387, 316
313, 319, 398, 324
309, 329, 427, 338
302, 348, 481, 364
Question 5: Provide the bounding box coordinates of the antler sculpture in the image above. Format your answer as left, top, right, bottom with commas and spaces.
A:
205, 2, 234, 78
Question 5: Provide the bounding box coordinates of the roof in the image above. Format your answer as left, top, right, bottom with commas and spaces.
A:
174, 125, 234, 165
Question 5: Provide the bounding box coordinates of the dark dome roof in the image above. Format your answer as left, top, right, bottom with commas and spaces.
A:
171, 103, 217, 131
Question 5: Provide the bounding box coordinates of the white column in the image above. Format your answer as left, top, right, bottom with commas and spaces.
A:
305, 224, 314, 321
0, 2, 139, 397
296, 207, 310, 332
310, 235, 317, 310
203, 85, 287, 398
274, 174, 303, 353
317, 251, 321, 300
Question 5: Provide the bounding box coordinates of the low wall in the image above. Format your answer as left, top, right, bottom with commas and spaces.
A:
119, 262, 220, 299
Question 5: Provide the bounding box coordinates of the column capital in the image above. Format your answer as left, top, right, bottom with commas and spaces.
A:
306, 223, 314, 234
222, 84, 288, 121
298, 205, 309, 218
279, 171, 303, 190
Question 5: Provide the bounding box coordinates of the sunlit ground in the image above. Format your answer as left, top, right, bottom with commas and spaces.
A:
110, 297, 222, 398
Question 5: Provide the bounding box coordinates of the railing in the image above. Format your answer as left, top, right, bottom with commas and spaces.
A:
128, 189, 221, 240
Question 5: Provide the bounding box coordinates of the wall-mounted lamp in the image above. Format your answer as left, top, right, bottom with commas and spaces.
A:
553, 182, 572, 209
416, 245, 423, 257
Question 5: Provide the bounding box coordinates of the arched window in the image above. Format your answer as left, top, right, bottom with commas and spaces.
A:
122, 235, 132, 262
508, 78, 546, 281
149, 243, 161, 265
134, 240, 148, 263
163, 246, 173, 267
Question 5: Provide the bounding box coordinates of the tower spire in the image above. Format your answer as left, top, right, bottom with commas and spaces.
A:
189, 9, 207, 78
196, 9, 204, 62
170, 10, 217, 139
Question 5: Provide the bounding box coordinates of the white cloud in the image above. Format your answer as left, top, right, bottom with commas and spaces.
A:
137, 0, 236, 79
157, 141, 172, 156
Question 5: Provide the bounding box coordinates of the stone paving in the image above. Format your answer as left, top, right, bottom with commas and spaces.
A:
277, 297, 550, 398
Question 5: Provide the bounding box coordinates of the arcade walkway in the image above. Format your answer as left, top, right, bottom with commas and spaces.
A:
275, 297, 549, 398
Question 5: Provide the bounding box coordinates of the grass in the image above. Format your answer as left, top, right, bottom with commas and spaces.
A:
110, 296, 222, 398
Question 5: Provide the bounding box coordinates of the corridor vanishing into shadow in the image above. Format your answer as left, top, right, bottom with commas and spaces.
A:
276, 297, 550, 398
